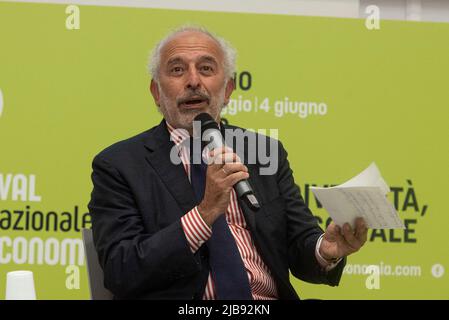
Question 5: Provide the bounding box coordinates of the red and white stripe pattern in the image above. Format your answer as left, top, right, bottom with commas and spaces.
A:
167, 122, 278, 300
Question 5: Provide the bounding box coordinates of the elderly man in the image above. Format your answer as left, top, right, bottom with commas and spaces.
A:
88, 26, 368, 300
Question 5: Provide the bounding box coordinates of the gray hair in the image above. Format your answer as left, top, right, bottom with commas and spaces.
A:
148, 25, 237, 81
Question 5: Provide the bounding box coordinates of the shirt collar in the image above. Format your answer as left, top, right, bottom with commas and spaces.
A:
166, 121, 190, 148
165, 119, 223, 148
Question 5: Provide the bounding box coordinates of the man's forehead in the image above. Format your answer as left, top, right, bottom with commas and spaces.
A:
160, 31, 224, 63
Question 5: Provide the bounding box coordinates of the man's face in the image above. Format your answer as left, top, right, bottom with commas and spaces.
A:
150, 31, 234, 132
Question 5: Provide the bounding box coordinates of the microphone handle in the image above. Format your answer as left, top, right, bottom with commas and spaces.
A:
203, 129, 260, 211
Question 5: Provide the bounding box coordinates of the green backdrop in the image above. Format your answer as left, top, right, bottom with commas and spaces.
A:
0, 1, 448, 299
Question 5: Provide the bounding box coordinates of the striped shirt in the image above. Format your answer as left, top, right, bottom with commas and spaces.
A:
166, 122, 278, 300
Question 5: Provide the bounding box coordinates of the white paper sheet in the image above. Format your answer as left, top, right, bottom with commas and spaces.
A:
310, 163, 404, 229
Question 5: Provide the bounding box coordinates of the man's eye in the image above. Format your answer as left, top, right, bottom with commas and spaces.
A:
171, 67, 183, 74
201, 65, 214, 73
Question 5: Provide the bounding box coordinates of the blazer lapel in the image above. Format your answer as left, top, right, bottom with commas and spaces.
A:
144, 121, 197, 215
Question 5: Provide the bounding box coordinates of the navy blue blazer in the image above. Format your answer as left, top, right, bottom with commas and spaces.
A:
88, 120, 345, 299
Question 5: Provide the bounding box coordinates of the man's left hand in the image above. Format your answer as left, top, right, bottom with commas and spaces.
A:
319, 217, 368, 262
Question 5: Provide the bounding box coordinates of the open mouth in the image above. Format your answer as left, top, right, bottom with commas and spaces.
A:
179, 96, 209, 108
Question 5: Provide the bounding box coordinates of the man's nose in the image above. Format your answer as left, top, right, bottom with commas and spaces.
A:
185, 69, 201, 90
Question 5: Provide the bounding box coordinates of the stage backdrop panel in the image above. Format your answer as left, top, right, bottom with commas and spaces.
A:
0, 1, 448, 299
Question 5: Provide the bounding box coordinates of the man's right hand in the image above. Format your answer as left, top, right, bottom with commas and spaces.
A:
197, 146, 249, 227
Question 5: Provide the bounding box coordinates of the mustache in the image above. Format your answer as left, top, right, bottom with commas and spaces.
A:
177, 91, 210, 105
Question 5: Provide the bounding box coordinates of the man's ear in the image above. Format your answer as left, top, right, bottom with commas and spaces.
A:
223, 78, 235, 105
150, 79, 160, 106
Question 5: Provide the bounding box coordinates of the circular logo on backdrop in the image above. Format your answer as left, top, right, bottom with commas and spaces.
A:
0, 89, 3, 118
431, 264, 445, 278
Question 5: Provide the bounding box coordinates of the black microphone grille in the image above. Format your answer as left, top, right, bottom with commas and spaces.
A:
194, 113, 219, 131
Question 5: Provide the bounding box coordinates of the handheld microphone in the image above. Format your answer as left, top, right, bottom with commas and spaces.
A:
194, 113, 260, 211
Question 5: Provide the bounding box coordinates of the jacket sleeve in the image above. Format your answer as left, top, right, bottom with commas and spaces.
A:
88, 154, 202, 298
276, 141, 346, 286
